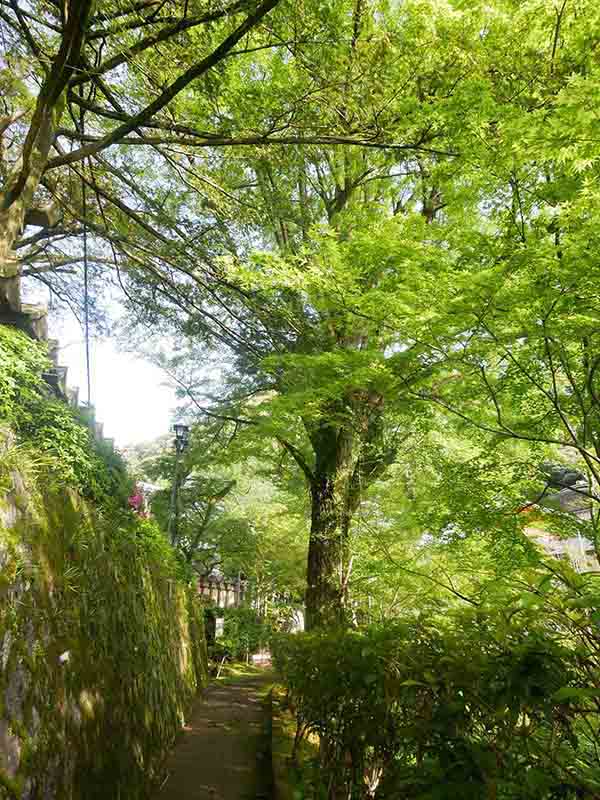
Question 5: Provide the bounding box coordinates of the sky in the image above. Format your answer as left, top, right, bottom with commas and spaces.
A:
54, 315, 177, 448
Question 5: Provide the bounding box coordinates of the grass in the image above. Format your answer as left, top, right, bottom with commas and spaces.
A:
270, 685, 320, 800
214, 660, 271, 685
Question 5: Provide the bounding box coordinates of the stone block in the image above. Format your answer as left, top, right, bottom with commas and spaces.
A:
47, 339, 60, 366
42, 371, 61, 395
0, 304, 48, 340
67, 386, 79, 408
53, 365, 68, 395
21, 304, 48, 340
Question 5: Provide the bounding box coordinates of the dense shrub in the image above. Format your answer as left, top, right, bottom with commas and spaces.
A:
0, 325, 131, 504
273, 572, 600, 799
0, 470, 208, 799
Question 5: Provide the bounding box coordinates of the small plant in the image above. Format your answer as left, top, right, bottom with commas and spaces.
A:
0, 326, 131, 506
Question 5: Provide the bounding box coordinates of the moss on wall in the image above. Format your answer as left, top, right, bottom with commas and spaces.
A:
0, 442, 208, 799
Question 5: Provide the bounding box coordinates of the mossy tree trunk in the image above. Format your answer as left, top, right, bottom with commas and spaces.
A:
0, 0, 93, 313
304, 391, 390, 630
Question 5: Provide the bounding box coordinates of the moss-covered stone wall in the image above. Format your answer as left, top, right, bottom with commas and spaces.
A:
0, 435, 208, 799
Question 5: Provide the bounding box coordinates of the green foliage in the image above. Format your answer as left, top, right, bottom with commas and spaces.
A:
108, 0, 600, 627
134, 423, 308, 602
273, 567, 600, 799
211, 606, 272, 663
0, 325, 49, 425
3, 3, 600, 797
0, 325, 131, 505
0, 456, 208, 799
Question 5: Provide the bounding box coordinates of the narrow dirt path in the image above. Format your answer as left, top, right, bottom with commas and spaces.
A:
154, 672, 273, 800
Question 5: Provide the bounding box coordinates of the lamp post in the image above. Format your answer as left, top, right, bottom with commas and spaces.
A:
168, 423, 190, 545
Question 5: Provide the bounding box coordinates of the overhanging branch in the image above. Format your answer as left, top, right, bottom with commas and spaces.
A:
45, 0, 282, 170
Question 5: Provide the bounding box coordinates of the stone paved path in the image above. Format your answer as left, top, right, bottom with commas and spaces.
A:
154, 673, 273, 800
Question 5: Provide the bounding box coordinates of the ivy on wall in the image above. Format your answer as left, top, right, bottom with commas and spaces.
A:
0, 458, 208, 799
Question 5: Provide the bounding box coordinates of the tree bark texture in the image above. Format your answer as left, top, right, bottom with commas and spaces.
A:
304, 391, 388, 630
306, 474, 350, 630
0, 0, 93, 311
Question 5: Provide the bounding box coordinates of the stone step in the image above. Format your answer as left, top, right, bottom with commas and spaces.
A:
47, 339, 59, 366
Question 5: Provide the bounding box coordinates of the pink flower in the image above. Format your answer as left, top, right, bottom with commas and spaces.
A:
128, 493, 144, 511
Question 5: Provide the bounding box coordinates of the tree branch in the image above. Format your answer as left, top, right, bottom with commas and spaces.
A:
1, 0, 93, 211
276, 436, 314, 482
71, 0, 248, 87
46, 0, 282, 169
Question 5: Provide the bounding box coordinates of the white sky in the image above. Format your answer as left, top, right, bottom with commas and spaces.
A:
54, 315, 177, 448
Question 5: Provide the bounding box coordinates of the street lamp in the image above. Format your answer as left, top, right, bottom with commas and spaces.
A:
168, 423, 190, 544
173, 423, 190, 453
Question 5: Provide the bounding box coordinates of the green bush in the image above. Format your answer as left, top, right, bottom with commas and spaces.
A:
210, 606, 271, 663
273, 575, 600, 800
0, 325, 131, 505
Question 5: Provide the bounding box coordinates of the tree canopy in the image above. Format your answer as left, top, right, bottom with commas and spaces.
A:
4, 2, 600, 797
3, 0, 600, 628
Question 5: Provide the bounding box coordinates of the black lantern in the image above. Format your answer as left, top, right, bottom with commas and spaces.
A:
173, 423, 190, 453
169, 423, 190, 543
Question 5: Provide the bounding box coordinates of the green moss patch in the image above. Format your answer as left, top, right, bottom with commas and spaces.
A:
0, 449, 208, 799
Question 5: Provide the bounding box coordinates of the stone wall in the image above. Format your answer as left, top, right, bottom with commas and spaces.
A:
0, 432, 208, 799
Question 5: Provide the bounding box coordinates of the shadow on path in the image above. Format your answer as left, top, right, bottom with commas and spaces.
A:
154, 672, 273, 800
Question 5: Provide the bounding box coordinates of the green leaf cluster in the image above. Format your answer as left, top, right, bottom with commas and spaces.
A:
0, 325, 131, 505
273, 567, 600, 799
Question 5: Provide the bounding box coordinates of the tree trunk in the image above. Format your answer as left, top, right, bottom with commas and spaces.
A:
304, 412, 359, 630
305, 474, 349, 630
0, 0, 93, 313
304, 392, 388, 631
0, 197, 27, 311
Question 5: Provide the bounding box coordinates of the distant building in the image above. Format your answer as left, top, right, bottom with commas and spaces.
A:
520, 469, 598, 572
197, 572, 248, 608
524, 525, 597, 572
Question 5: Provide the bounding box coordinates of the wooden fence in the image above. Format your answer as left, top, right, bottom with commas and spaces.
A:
197, 577, 247, 608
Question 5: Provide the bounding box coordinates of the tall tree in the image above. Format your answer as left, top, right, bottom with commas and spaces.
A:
118, 0, 499, 627
1, 0, 437, 325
